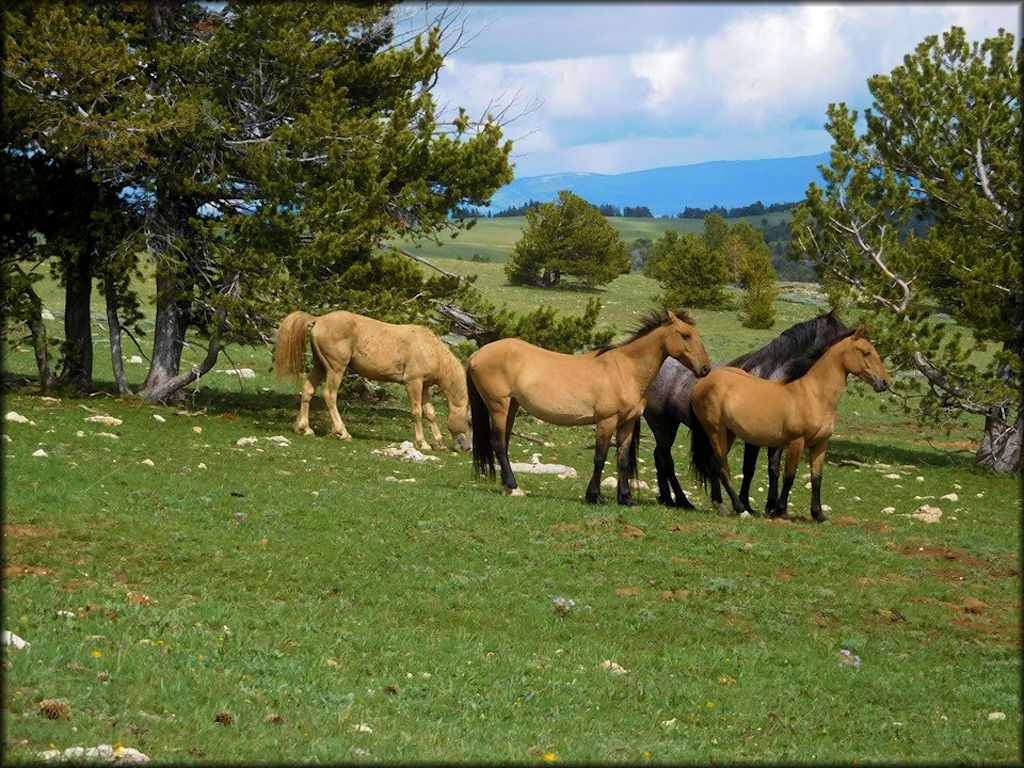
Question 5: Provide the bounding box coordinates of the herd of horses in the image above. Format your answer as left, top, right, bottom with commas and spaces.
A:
274, 306, 890, 522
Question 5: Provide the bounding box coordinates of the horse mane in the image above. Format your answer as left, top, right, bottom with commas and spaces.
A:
728, 309, 845, 377
780, 328, 856, 382
593, 309, 695, 356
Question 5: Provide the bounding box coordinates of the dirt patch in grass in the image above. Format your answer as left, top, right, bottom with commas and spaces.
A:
4, 564, 55, 579
3, 523, 59, 540
897, 544, 989, 568
834, 517, 894, 533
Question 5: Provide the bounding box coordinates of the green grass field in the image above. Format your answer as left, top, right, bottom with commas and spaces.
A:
2, 257, 1020, 764
401, 213, 790, 264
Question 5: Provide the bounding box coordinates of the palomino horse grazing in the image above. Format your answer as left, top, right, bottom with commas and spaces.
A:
467, 310, 711, 505
274, 310, 471, 452
690, 328, 889, 522
644, 308, 850, 510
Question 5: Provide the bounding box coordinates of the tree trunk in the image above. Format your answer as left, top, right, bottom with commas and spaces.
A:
57, 249, 94, 391
104, 282, 132, 395
976, 407, 1022, 474
137, 264, 190, 401
138, 310, 226, 402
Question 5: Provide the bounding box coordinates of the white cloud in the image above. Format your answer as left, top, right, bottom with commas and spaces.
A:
433, 3, 1021, 177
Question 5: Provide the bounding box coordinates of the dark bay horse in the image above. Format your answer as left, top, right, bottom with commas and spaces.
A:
274, 310, 471, 451
690, 328, 890, 522
644, 308, 850, 511
467, 310, 711, 505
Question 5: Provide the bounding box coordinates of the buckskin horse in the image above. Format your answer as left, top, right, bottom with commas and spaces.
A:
690, 328, 889, 522
274, 310, 471, 451
467, 309, 711, 505
644, 308, 850, 511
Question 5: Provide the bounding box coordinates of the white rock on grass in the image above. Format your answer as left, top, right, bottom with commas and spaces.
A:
266, 435, 291, 446
881, 506, 896, 515
153, 414, 166, 423
32, 449, 48, 458
602, 659, 629, 675
41, 309, 55, 320
909, 505, 942, 524
86, 415, 123, 426
141, 459, 155, 466
222, 368, 256, 378
38, 745, 149, 764
372, 441, 439, 462
5, 412, 33, 425
510, 461, 578, 477
941, 492, 959, 501
236, 437, 259, 447
127, 355, 144, 364
2, 630, 29, 650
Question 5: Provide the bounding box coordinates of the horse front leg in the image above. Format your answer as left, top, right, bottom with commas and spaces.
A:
737, 442, 760, 513
650, 418, 693, 508
322, 363, 352, 441
493, 399, 522, 496
585, 418, 616, 505
808, 441, 829, 523
764, 447, 782, 513
770, 439, 804, 519
294, 359, 323, 436
421, 391, 446, 450
404, 379, 433, 451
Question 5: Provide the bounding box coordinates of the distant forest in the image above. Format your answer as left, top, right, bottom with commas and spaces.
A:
483, 199, 802, 219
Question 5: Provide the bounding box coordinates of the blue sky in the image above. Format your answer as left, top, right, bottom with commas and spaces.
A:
414, 2, 1020, 178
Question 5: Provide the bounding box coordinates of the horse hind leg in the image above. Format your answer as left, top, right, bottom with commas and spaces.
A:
322, 362, 353, 441
711, 430, 745, 516
737, 442, 760, 514
294, 358, 325, 436
614, 419, 638, 507
493, 399, 522, 495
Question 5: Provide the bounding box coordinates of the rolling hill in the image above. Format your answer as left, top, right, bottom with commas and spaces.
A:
478, 152, 830, 217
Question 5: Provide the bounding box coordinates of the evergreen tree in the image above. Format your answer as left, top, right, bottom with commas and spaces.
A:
791, 26, 1020, 472
505, 190, 629, 289
652, 231, 730, 310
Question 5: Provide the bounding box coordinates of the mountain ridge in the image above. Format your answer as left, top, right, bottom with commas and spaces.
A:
480, 152, 830, 217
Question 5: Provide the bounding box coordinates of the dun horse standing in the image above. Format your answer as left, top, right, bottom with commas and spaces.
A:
690, 328, 889, 522
274, 310, 471, 451
644, 308, 850, 511
467, 310, 711, 505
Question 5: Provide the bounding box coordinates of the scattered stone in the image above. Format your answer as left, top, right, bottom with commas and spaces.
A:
909, 505, 942, 524
266, 435, 291, 446
38, 745, 149, 764
153, 414, 166, 423
884, 473, 902, 479
41, 309, 55, 320
372, 441, 439, 462
881, 506, 896, 515
192, 426, 203, 434
236, 437, 259, 447
941, 493, 959, 501
602, 659, 629, 675
510, 461, 578, 477
350, 723, 373, 733
222, 368, 256, 378
95, 432, 120, 439
988, 711, 1006, 721
86, 415, 123, 426
141, 458, 155, 466
5, 412, 32, 424
2, 630, 29, 650
32, 449, 48, 458
127, 355, 144, 364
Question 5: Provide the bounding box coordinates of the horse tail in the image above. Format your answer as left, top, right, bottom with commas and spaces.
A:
467, 368, 495, 479
274, 311, 318, 384
689, 417, 717, 489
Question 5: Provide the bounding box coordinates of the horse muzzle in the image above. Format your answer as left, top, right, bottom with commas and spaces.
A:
455, 432, 472, 452
873, 378, 890, 393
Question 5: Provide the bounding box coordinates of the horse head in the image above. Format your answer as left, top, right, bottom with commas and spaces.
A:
448, 403, 472, 452
665, 309, 711, 377
847, 328, 890, 392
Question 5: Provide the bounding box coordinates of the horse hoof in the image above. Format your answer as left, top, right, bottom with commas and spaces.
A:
618, 497, 636, 507
332, 432, 352, 441
814, 514, 829, 524
586, 495, 606, 505
507, 487, 525, 497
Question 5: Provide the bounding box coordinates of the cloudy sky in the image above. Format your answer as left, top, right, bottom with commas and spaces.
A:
416, 2, 1020, 178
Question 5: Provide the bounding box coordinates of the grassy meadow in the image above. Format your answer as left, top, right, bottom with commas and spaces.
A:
2, 250, 1021, 764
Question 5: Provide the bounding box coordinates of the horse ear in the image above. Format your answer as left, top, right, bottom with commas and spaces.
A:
666, 308, 675, 323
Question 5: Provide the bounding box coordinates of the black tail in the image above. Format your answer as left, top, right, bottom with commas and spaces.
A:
467, 369, 495, 479
689, 418, 717, 489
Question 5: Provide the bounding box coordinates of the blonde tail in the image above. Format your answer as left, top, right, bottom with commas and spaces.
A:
273, 311, 318, 384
